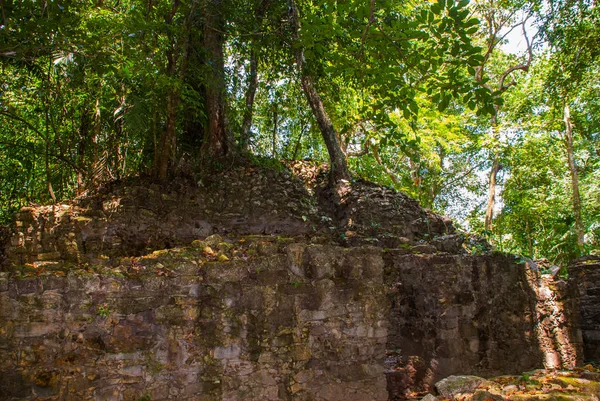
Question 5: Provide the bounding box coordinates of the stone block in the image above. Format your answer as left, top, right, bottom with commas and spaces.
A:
286, 243, 306, 278
0, 273, 8, 292
214, 344, 241, 361
435, 375, 491, 398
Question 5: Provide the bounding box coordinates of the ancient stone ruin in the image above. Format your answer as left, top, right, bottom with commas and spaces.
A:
0, 162, 588, 400
569, 256, 600, 363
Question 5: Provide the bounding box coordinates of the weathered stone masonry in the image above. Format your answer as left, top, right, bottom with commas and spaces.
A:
0, 165, 585, 400
569, 257, 600, 363
0, 243, 390, 401
0, 241, 583, 401
385, 252, 582, 399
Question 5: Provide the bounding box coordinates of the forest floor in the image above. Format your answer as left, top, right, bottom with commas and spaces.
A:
426, 366, 600, 400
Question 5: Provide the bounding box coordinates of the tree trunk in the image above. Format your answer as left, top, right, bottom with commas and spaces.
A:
563, 102, 584, 250
484, 158, 501, 231
157, 86, 179, 180
240, 0, 269, 152
156, 39, 180, 180
484, 114, 501, 231
240, 46, 258, 152
201, 0, 232, 159
292, 118, 307, 160
272, 104, 277, 158
44, 104, 56, 203
113, 88, 126, 180
91, 97, 101, 184
154, 0, 194, 179
287, 0, 350, 184
76, 108, 92, 194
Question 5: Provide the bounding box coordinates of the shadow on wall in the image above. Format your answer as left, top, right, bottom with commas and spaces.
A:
568, 257, 600, 363
0, 225, 9, 268
384, 252, 583, 400
522, 266, 580, 370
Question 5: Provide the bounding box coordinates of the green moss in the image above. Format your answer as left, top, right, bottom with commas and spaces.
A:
556, 375, 600, 391
145, 352, 165, 375
217, 242, 234, 251
191, 240, 207, 249
276, 236, 295, 246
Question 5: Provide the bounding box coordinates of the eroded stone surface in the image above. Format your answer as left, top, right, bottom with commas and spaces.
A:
435, 375, 491, 398
384, 253, 583, 399
0, 164, 587, 401
2, 163, 455, 268
569, 256, 600, 363
0, 243, 389, 401
430, 368, 600, 401
0, 240, 585, 401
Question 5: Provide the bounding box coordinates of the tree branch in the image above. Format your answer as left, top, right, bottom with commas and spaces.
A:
497, 20, 535, 92
372, 143, 399, 185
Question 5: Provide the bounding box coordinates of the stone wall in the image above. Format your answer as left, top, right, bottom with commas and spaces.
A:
0, 241, 389, 401
569, 257, 600, 362
0, 166, 585, 400
0, 238, 584, 401
384, 252, 583, 399
2, 166, 453, 268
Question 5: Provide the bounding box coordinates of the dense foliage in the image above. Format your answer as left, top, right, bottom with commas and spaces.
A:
1, 0, 598, 264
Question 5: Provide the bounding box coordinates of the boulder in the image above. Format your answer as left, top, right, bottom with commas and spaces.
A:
435, 375, 490, 398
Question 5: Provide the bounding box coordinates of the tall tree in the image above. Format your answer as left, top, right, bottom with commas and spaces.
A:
540, 0, 599, 252
286, 0, 351, 183
200, 0, 234, 159
471, 0, 537, 231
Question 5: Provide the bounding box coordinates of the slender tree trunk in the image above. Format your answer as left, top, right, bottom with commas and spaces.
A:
155, 0, 194, 179
157, 86, 180, 180
91, 97, 101, 184
272, 104, 277, 158
76, 108, 92, 194
113, 89, 126, 180
44, 104, 56, 203
484, 159, 500, 231
287, 0, 350, 184
292, 121, 306, 160
151, 95, 160, 171
201, 0, 233, 159
525, 219, 534, 257
156, 38, 180, 180
484, 114, 501, 231
155, 0, 180, 180
563, 102, 584, 250
240, 0, 269, 152
240, 47, 258, 152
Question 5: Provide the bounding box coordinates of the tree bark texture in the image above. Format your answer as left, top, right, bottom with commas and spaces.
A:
240, 47, 258, 152
201, 0, 233, 159
239, 0, 269, 152
272, 104, 278, 158
155, 0, 187, 180
157, 86, 180, 180
484, 113, 501, 232
76, 108, 92, 194
563, 102, 585, 250
287, 0, 350, 184
484, 158, 501, 231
